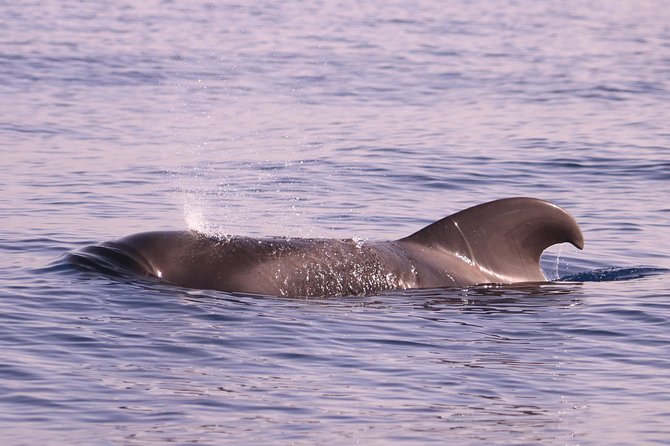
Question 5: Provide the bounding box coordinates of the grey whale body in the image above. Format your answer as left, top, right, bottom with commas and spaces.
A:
76, 198, 584, 297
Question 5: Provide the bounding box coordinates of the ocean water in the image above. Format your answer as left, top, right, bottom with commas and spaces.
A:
2, 0, 670, 444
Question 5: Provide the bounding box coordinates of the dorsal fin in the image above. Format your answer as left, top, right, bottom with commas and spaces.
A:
397, 198, 584, 283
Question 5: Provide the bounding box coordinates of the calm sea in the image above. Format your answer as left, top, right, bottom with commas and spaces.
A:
1, 1, 669, 444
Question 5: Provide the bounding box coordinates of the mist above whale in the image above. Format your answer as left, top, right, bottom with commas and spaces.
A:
72, 198, 584, 297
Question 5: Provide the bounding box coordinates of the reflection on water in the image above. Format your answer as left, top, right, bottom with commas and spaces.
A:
414, 283, 584, 313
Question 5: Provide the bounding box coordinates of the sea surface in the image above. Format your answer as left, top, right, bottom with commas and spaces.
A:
2, 1, 670, 444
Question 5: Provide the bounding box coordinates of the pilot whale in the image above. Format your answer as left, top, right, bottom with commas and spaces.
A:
74, 198, 583, 297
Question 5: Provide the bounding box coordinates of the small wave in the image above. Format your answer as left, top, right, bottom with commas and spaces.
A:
560, 267, 668, 282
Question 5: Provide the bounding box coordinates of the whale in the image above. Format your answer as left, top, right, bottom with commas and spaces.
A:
72, 197, 584, 297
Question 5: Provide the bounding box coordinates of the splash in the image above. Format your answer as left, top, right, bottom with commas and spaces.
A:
552, 244, 564, 281
165, 55, 360, 239
183, 194, 219, 236
167, 64, 322, 238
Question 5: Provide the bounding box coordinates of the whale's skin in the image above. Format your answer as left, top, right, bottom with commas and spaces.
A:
75, 198, 584, 297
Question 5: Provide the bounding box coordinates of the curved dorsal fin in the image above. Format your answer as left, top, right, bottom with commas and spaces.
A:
398, 197, 584, 283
